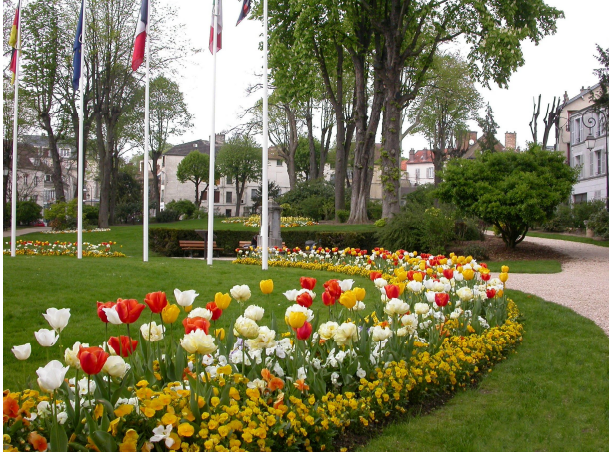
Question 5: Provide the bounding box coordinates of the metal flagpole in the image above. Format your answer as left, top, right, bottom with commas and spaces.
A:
261, 0, 269, 270
77, 0, 87, 259
143, 0, 150, 262
207, 0, 218, 266
11, 2, 22, 258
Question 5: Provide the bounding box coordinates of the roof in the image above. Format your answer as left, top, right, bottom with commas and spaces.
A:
165, 140, 211, 156
563, 83, 601, 108
400, 160, 407, 171
22, 135, 76, 151
408, 149, 434, 164
462, 135, 505, 158
13, 141, 53, 172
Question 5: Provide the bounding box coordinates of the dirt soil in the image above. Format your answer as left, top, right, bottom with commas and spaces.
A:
450, 235, 570, 262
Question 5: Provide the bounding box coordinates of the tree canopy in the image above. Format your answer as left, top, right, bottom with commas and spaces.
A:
437, 145, 578, 248
176, 151, 210, 209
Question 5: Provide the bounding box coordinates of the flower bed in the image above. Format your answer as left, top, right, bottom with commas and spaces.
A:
41, 228, 111, 234
4, 251, 520, 452
222, 215, 319, 228
3, 240, 126, 257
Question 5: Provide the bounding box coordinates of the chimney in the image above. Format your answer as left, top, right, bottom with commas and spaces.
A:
409, 148, 415, 160
216, 134, 225, 145
563, 91, 569, 104
505, 132, 516, 150
581, 86, 586, 93
469, 131, 478, 146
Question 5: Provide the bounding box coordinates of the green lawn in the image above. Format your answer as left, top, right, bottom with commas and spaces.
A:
527, 231, 609, 247
486, 259, 562, 274
2, 257, 378, 389
357, 290, 609, 452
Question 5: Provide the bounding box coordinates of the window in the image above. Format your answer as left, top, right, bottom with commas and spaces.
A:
162, 156, 165, 167
226, 175, 233, 185
573, 193, 587, 204
426, 167, 434, 179
415, 168, 420, 179
251, 188, 259, 200
44, 189, 55, 202
573, 155, 582, 180
225, 209, 232, 217
161, 189, 164, 202
45, 174, 52, 182
589, 150, 594, 177
594, 190, 602, 199
276, 160, 282, 166
23, 174, 28, 185
596, 151, 602, 175
226, 191, 233, 203
573, 118, 581, 143
214, 190, 220, 203
202, 189, 207, 201
34, 176, 38, 187
60, 148, 71, 158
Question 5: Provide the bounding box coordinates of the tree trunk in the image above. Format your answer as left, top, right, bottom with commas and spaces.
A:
151, 154, 161, 213
319, 124, 332, 179
381, 80, 402, 219
40, 114, 66, 202
306, 102, 317, 181
194, 181, 201, 209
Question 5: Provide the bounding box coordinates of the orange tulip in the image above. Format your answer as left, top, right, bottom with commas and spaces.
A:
115, 299, 146, 324
144, 292, 168, 314
78, 346, 109, 375
300, 277, 317, 290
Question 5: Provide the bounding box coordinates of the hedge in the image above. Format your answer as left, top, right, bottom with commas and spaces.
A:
149, 228, 379, 257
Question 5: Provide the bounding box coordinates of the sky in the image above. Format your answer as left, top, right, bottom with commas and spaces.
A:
158, 0, 608, 154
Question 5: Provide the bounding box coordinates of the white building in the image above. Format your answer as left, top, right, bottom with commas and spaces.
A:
557, 85, 608, 203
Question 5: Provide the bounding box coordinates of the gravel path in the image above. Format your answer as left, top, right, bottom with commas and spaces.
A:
507, 236, 609, 336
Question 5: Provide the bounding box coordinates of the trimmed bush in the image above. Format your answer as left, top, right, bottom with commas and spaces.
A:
16, 201, 42, 225
463, 243, 490, 260
588, 209, 609, 239
336, 209, 349, 223
166, 199, 197, 218
155, 209, 180, 223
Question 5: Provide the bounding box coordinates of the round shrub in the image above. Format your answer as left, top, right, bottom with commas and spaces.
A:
463, 243, 490, 260
16, 201, 42, 225
588, 209, 609, 239
336, 209, 349, 223
166, 199, 197, 218
156, 209, 180, 223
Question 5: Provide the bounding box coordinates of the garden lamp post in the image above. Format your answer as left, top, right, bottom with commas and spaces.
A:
583, 109, 609, 211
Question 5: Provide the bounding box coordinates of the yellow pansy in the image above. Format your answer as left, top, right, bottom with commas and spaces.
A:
114, 404, 134, 418
177, 423, 195, 437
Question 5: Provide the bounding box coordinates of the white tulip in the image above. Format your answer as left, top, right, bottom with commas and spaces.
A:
318, 321, 339, 341
374, 278, 388, 289
339, 279, 355, 292
42, 308, 71, 333
35, 329, 59, 347
12, 343, 31, 360
102, 306, 123, 325
188, 308, 213, 321
244, 305, 265, 322
233, 316, 260, 339
384, 298, 409, 316
180, 330, 218, 355
371, 325, 393, 342
103, 356, 127, 378
36, 360, 69, 393
230, 284, 251, 303
174, 288, 199, 307
414, 302, 430, 315
334, 322, 358, 346
140, 322, 165, 342
283, 289, 299, 302
247, 326, 276, 350
65, 341, 89, 369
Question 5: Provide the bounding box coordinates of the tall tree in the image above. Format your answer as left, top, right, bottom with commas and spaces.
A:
144, 75, 192, 213
216, 135, 262, 217
477, 103, 500, 152
409, 53, 482, 186
592, 45, 609, 110
176, 151, 210, 209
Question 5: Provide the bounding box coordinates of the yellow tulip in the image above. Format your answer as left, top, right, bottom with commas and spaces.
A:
501, 265, 510, 273
413, 272, 424, 282
397, 282, 406, 295
184, 305, 193, 313
396, 270, 408, 282
215, 328, 226, 341
214, 292, 231, 310
161, 304, 180, 324
497, 289, 504, 298
353, 287, 366, 301
339, 291, 357, 309
462, 269, 475, 281
418, 262, 426, 271
499, 272, 509, 283
286, 311, 307, 329
259, 279, 274, 295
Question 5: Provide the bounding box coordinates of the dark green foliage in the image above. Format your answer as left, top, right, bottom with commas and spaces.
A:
115, 202, 142, 224
155, 209, 180, 223
437, 145, 578, 248
543, 201, 605, 232
404, 185, 436, 208
336, 210, 349, 223
376, 203, 456, 254
588, 209, 609, 239
278, 179, 336, 220
463, 243, 490, 261
165, 200, 197, 218
83, 205, 99, 223
366, 201, 383, 221
455, 217, 486, 241
16, 201, 42, 225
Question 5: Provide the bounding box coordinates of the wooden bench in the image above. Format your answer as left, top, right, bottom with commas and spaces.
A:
178, 240, 223, 258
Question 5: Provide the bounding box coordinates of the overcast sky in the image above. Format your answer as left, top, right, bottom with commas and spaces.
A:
169, 0, 608, 154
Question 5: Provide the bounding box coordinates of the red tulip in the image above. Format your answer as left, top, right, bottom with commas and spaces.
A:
442, 269, 454, 280
369, 271, 382, 281
108, 336, 138, 357
480, 272, 491, 282
296, 322, 312, 341
435, 293, 450, 307
486, 288, 496, 299
406, 270, 415, 281
183, 317, 210, 335
115, 299, 146, 324
144, 292, 168, 314
78, 346, 109, 375
206, 302, 222, 321
96, 301, 116, 323
384, 284, 400, 299
296, 292, 313, 308
323, 279, 342, 299
300, 277, 317, 290
322, 291, 336, 306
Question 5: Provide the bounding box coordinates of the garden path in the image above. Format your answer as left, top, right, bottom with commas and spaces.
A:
507, 236, 609, 336
3, 227, 51, 237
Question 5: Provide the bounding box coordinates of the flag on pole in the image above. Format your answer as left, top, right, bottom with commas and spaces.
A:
209, 0, 222, 54
72, 0, 85, 90
8, 1, 20, 84
236, 0, 251, 26
132, 0, 149, 71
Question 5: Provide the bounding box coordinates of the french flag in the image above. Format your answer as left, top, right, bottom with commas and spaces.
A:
131, 0, 148, 71
209, 0, 222, 54
236, 0, 251, 26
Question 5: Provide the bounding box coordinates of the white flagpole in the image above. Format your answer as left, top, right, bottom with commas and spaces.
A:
11, 3, 22, 258
143, 1, 150, 262
207, 0, 218, 266
261, 0, 269, 270
77, 0, 87, 260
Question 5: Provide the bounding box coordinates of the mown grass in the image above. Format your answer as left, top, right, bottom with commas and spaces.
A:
357, 290, 609, 452
486, 259, 562, 274
2, 257, 378, 389
528, 231, 609, 247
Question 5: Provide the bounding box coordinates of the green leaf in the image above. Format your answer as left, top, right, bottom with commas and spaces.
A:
50, 420, 69, 452
89, 431, 118, 452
